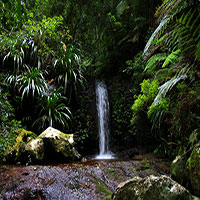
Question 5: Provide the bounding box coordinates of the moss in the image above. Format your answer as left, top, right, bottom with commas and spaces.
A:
104, 168, 115, 178
4, 129, 37, 162
188, 141, 200, 195
91, 179, 112, 199
188, 143, 200, 175
141, 159, 151, 169
171, 155, 188, 184
14, 129, 37, 155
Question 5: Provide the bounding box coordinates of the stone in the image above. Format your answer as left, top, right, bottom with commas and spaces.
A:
25, 138, 44, 161
4, 127, 81, 164
188, 141, 200, 196
171, 155, 188, 184
38, 127, 81, 161
112, 175, 196, 200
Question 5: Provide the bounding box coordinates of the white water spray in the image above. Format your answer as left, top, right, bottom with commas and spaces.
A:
95, 80, 114, 159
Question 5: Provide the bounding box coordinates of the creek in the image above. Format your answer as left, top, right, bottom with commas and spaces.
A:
0, 154, 170, 200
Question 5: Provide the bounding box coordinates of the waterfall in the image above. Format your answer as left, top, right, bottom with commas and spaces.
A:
95, 80, 114, 159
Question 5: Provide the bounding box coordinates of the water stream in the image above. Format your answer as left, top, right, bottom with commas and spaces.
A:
95, 80, 114, 159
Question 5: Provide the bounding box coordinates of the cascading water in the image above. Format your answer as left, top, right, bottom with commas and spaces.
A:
95, 80, 114, 159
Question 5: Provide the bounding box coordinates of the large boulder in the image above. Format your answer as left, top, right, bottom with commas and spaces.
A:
112, 175, 197, 200
38, 127, 81, 162
25, 138, 44, 161
4, 127, 81, 164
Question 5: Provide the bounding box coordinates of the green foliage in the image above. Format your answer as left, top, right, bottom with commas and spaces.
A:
144, 53, 167, 72
54, 43, 85, 98
0, 5, 85, 133
131, 79, 159, 124
0, 0, 28, 31
0, 75, 21, 160
111, 85, 135, 137
124, 52, 145, 82
7, 67, 47, 101
148, 98, 170, 128
1, 15, 66, 73
71, 109, 91, 145
33, 87, 71, 131
139, 0, 200, 157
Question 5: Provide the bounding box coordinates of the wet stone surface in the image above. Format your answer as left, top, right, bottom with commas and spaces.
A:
0, 154, 170, 200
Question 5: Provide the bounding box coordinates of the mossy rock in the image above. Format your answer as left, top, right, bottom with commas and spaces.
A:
188, 141, 200, 196
171, 155, 188, 184
39, 127, 81, 161
4, 129, 37, 163
112, 175, 195, 200
4, 127, 81, 164
25, 138, 44, 161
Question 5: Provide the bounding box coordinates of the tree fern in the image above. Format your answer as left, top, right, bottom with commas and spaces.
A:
155, 0, 193, 19
195, 40, 200, 62
144, 53, 167, 72
162, 49, 181, 68
170, 9, 200, 59
153, 73, 187, 106
144, 0, 197, 55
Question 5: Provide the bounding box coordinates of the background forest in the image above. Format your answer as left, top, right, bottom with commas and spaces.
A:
0, 0, 200, 164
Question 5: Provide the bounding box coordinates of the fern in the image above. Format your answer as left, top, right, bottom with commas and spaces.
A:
195, 41, 200, 62
144, 53, 167, 72
155, 0, 192, 19
171, 9, 200, 58
153, 73, 187, 106
162, 49, 181, 68
144, 0, 197, 55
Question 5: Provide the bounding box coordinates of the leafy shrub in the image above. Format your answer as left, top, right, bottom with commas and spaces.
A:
33, 87, 71, 131
131, 79, 159, 124
0, 76, 21, 160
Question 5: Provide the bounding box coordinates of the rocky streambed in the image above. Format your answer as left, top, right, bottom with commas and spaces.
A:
0, 153, 171, 200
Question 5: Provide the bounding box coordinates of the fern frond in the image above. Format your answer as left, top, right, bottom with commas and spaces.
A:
153, 73, 187, 106
143, 16, 170, 55
195, 41, 200, 62
162, 49, 181, 68
155, 0, 193, 19
144, 53, 167, 72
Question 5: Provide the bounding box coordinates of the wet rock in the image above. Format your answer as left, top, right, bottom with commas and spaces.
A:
4, 127, 81, 164
171, 155, 188, 184
188, 141, 200, 196
38, 127, 81, 162
112, 175, 195, 200
25, 138, 44, 161
0, 158, 174, 200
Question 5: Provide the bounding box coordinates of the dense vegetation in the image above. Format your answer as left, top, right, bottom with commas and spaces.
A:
0, 0, 199, 162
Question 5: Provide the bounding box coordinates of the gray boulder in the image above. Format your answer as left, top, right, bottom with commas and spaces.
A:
112, 175, 197, 200
4, 127, 81, 164
27, 127, 81, 162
